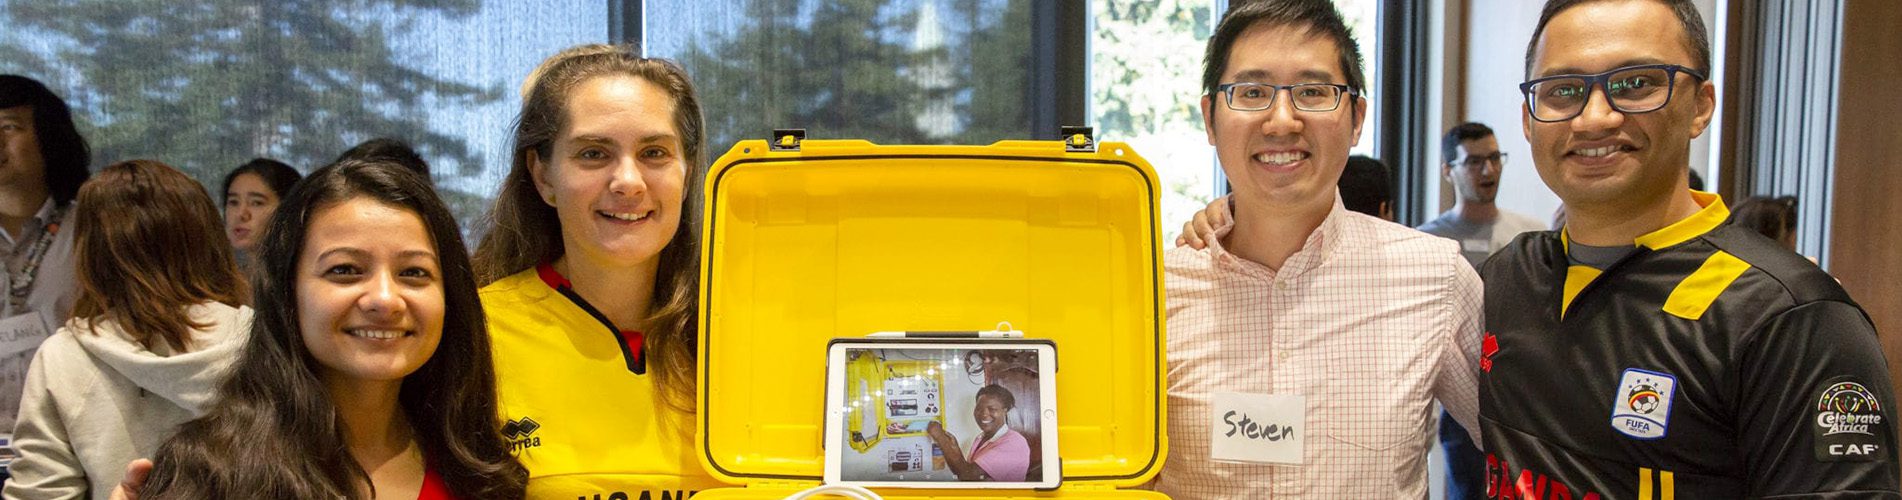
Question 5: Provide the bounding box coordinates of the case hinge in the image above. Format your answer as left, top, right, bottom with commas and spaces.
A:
1061, 125, 1095, 152
772, 128, 806, 151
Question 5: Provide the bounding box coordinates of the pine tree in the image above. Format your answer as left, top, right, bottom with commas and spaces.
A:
0, 0, 499, 189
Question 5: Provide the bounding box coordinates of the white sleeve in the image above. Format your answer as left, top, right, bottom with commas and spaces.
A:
4, 341, 91, 500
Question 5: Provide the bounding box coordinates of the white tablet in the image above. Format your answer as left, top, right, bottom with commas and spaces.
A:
822, 338, 1060, 489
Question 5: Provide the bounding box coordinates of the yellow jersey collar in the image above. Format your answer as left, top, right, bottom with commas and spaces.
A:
1633, 191, 1728, 250
1562, 191, 1729, 253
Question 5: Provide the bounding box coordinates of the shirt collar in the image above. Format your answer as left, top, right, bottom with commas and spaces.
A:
30, 198, 56, 223
1209, 194, 1347, 280
1561, 190, 1729, 252
1, 199, 61, 245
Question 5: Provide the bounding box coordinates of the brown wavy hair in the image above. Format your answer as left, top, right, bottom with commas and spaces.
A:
72, 160, 244, 351
472, 44, 705, 412
140, 160, 527, 499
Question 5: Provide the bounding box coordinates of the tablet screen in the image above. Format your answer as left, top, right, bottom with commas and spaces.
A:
823, 340, 1059, 489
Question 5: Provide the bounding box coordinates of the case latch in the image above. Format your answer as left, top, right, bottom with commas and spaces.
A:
771, 128, 806, 151
1061, 126, 1095, 152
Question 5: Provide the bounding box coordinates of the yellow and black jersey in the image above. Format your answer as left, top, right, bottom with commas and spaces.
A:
484, 264, 725, 500
1478, 192, 1899, 499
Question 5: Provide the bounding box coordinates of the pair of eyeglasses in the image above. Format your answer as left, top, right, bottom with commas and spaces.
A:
1213, 83, 1356, 113
1519, 64, 1706, 123
1453, 152, 1508, 169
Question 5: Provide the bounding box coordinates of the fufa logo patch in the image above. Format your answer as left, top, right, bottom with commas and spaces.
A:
1609, 368, 1675, 440
1814, 377, 1890, 461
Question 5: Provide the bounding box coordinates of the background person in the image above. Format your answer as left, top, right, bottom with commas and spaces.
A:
221, 158, 301, 276
0, 74, 93, 435
1339, 155, 1395, 220
5, 160, 249, 500
336, 138, 430, 181
1417, 122, 1548, 269
1730, 195, 1798, 251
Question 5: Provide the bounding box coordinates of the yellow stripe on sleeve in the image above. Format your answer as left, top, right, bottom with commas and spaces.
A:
1662, 251, 1752, 321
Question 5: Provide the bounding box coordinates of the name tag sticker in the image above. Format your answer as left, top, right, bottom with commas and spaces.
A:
1210, 392, 1304, 465
0, 311, 52, 360
1462, 239, 1491, 253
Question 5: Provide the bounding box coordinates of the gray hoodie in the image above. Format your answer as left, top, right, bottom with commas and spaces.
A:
3, 302, 251, 500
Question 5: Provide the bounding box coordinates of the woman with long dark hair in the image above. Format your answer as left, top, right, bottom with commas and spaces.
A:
470, 44, 715, 497
5, 160, 248, 500
136, 159, 526, 499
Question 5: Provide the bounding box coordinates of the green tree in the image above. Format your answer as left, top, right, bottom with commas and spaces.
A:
1091, 0, 1210, 143
1090, 0, 1217, 238
0, 0, 499, 193
683, 0, 934, 150
950, 0, 1032, 145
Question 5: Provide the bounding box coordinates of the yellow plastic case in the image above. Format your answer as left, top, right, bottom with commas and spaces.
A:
696, 135, 1169, 499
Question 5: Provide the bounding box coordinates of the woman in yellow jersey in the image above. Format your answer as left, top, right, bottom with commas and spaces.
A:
471, 44, 717, 499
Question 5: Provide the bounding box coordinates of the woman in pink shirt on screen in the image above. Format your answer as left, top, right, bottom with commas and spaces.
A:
925, 384, 1031, 482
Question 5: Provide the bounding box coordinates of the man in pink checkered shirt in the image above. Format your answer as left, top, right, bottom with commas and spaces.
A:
1159, 1, 1485, 498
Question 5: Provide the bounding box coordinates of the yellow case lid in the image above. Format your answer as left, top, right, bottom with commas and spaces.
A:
696, 138, 1167, 488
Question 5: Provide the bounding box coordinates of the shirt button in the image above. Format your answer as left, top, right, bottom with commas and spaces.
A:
1277, 350, 1290, 362
1275, 280, 1289, 290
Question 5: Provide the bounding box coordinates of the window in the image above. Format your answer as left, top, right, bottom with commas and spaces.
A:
1089, 0, 1381, 240
5, 0, 1392, 238
0, 0, 608, 227
643, 0, 1038, 151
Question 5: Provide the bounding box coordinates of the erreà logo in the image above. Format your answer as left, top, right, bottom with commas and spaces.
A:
1817, 382, 1884, 436
503, 416, 542, 452
1480, 332, 1498, 373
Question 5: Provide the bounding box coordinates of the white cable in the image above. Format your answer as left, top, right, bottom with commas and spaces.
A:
782, 483, 884, 500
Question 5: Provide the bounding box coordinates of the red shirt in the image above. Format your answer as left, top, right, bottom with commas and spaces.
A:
417, 465, 454, 500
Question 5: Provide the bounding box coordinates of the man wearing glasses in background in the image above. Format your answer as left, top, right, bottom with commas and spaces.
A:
1157, 0, 1483, 497
1417, 121, 1543, 500
1479, 0, 1899, 497
1418, 122, 1548, 269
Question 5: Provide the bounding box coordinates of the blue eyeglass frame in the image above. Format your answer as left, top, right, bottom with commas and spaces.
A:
1518, 63, 1707, 123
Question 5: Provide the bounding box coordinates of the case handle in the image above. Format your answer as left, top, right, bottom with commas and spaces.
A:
1061, 126, 1094, 152
771, 128, 806, 151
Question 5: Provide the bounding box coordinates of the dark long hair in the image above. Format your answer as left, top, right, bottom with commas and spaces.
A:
72, 160, 245, 352
140, 160, 527, 499
0, 74, 91, 204
472, 44, 706, 412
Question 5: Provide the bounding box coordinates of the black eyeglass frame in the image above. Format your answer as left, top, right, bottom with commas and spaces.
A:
1450, 152, 1509, 169
1518, 63, 1708, 123
1212, 82, 1358, 113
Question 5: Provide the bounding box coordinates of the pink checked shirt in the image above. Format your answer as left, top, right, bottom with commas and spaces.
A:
1155, 199, 1484, 499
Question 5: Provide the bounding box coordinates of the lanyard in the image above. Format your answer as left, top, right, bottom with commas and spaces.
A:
9, 204, 69, 314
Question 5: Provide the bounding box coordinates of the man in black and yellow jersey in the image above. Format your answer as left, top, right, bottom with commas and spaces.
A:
1478, 0, 1900, 498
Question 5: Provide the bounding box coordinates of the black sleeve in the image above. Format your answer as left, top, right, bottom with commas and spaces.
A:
1738, 300, 1902, 498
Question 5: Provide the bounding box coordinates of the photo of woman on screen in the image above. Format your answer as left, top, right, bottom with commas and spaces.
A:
925, 384, 1031, 482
